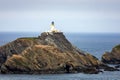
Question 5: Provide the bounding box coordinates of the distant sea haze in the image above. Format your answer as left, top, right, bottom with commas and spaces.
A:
0, 32, 120, 59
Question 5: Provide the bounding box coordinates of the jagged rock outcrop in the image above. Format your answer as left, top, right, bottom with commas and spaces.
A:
102, 44, 120, 64
0, 32, 117, 74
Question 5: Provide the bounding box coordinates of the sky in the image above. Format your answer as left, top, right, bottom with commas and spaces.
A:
0, 0, 120, 33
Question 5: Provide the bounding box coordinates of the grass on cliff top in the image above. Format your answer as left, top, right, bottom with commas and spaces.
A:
19, 37, 38, 40
115, 44, 120, 49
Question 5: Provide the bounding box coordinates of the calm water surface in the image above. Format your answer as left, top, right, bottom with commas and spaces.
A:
0, 71, 120, 80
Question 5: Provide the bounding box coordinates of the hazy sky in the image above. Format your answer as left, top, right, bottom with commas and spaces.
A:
0, 0, 120, 33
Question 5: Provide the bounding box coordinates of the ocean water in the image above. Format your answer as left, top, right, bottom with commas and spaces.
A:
0, 71, 120, 80
65, 33, 120, 59
0, 32, 120, 80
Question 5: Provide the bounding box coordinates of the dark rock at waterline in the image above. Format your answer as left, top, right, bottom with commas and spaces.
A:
115, 65, 120, 69
103, 66, 119, 71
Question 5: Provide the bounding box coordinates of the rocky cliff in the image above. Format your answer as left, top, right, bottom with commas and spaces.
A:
102, 44, 120, 64
0, 32, 116, 74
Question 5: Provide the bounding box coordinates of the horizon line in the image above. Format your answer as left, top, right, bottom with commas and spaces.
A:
0, 31, 120, 34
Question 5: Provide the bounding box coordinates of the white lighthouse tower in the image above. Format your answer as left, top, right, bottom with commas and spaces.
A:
49, 21, 60, 33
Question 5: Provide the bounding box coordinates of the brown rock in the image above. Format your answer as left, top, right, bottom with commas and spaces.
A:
102, 44, 120, 64
0, 32, 106, 74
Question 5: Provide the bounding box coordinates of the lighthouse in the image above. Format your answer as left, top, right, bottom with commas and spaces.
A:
49, 21, 60, 33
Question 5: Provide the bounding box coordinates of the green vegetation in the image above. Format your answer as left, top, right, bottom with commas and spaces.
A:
114, 44, 120, 49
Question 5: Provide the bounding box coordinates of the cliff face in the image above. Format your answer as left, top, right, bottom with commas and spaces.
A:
0, 32, 114, 74
102, 44, 120, 64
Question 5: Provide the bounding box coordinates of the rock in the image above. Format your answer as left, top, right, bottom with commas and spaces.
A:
102, 44, 120, 64
0, 32, 109, 74
103, 65, 119, 71
115, 65, 120, 68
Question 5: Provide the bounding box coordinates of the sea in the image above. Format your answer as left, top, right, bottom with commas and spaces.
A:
0, 32, 120, 80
